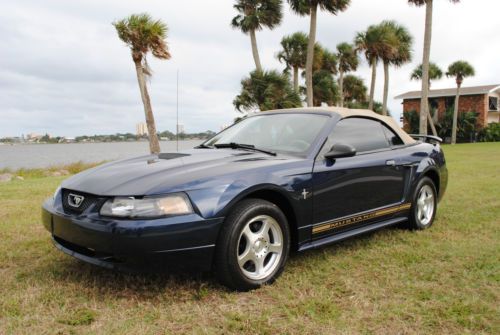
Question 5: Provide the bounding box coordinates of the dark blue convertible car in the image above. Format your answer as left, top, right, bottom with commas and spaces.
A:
42, 107, 447, 290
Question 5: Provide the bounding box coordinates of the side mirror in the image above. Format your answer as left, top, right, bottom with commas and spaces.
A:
324, 143, 356, 160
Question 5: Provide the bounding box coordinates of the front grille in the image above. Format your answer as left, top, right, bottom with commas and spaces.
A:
61, 189, 102, 214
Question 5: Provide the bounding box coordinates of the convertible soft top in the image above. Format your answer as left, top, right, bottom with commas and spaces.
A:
263, 107, 416, 145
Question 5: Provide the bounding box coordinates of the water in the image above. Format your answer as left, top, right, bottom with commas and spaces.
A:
0, 140, 203, 170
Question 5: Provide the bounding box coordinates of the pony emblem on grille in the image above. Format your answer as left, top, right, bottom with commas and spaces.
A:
68, 193, 85, 208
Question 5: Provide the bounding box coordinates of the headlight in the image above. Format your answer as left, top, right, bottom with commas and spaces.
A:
53, 186, 61, 200
100, 193, 193, 218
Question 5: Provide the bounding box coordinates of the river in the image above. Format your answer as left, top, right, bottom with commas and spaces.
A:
0, 140, 203, 170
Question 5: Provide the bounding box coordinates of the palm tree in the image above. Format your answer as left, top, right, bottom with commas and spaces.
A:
336, 42, 358, 107
232, 0, 283, 72
113, 14, 171, 154
234, 70, 302, 112
411, 62, 443, 135
410, 62, 443, 84
354, 24, 392, 110
446, 60, 475, 144
321, 48, 338, 75
288, 0, 350, 107
408, 0, 460, 135
276, 32, 308, 91
301, 45, 338, 106
378, 21, 412, 116
342, 74, 367, 104
311, 70, 339, 106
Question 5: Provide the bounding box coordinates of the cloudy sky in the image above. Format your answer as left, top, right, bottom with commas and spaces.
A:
1, 0, 499, 137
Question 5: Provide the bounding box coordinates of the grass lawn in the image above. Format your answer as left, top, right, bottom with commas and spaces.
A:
0, 143, 498, 334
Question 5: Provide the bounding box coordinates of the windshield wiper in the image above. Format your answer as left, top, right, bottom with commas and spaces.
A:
194, 143, 214, 149
213, 142, 276, 156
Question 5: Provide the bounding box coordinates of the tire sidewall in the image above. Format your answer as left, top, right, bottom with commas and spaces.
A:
410, 177, 437, 230
221, 199, 290, 290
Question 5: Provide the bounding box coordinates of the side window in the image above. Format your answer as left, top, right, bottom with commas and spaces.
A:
381, 124, 404, 146
328, 118, 390, 153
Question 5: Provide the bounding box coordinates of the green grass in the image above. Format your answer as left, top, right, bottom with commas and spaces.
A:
0, 143, 499, 334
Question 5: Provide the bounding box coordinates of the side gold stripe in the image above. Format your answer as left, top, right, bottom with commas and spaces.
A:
312, 203, 412, 234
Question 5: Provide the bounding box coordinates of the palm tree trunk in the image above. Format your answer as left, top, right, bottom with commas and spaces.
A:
419, 0, 433, 135
368, 60, 377, 110
451, 84, 461, 144
305, 4, 318, 107
427, 106, 438, 136
293, 66, 299, 92
134, 60, 161, 154
427, 80, 438, 136
249, 29, 262, 72
339, 70, 344, 107
382, 61, 389, 116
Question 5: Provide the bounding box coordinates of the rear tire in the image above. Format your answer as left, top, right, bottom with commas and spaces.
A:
407, 177, 437, 230
215, 199, 290, 291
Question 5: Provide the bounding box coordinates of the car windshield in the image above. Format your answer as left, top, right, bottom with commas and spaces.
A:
203, 113, 329, 155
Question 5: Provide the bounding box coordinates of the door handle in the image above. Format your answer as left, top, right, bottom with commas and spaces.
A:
386, 160, 396, 166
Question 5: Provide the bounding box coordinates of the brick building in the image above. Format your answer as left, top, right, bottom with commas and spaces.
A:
395, 84, 500, 129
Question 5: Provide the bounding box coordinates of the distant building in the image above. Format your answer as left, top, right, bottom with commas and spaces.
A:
177, 124, 185, 134
26, 133, 44, 142
395, 84, 500, 130
62, 137, 76, 143
136, 122, 148, 136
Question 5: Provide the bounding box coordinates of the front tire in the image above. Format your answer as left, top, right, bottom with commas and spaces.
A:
215, 199, 290, 291
407, 177, 437, 230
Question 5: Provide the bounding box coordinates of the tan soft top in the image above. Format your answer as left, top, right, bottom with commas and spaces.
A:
262, 107, 416, 145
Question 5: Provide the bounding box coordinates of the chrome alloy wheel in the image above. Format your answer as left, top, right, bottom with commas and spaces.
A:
237, 215, 283, 280
416, 184, 435, 226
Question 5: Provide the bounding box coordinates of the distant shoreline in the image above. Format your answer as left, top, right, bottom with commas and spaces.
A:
0, 139, 204, 170
0, 138, 207, 146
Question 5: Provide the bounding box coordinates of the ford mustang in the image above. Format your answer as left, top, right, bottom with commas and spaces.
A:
42, 107, 447, 291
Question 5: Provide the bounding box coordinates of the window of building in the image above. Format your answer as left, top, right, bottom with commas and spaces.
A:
489, 96, 498, 111
445, 97, 455, 110
429, 98, 439, 111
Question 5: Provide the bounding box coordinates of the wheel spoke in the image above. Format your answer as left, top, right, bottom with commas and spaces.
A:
258, 219, 270, 239
254, 256, 265, 276
268, 243, 282, 254
242, 225, 258, 245
237, 247, 253, 267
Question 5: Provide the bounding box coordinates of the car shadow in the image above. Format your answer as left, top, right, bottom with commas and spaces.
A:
29, 223, 405, 300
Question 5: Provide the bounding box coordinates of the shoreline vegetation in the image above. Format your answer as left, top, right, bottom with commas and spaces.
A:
0, 131, 216, 145
0, 161, 104, 181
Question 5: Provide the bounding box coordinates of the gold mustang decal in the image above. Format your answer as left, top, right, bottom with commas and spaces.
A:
312, 203, 412, 234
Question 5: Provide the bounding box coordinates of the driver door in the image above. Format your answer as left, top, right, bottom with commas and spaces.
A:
311, 117, 407, 237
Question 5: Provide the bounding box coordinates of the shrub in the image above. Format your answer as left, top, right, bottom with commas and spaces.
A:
404, 108, 480, 142
403, 110, 420, 134
478, 123, 500, 142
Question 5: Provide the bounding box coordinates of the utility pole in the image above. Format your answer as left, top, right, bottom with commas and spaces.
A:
179, 69, 181, 152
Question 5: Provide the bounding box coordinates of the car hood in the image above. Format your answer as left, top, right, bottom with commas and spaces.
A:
62, 148, 298, 196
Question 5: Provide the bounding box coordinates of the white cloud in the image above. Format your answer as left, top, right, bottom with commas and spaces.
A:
1, 0, 498, 137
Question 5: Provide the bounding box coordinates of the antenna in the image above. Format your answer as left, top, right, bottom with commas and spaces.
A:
176, 69, 179, 152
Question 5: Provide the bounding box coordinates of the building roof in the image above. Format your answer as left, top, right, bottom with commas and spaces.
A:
395, 84, 500, 100
262, 107, 416, 145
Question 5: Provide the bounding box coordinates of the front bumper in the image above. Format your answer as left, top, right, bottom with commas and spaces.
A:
42, 199, 224, 271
